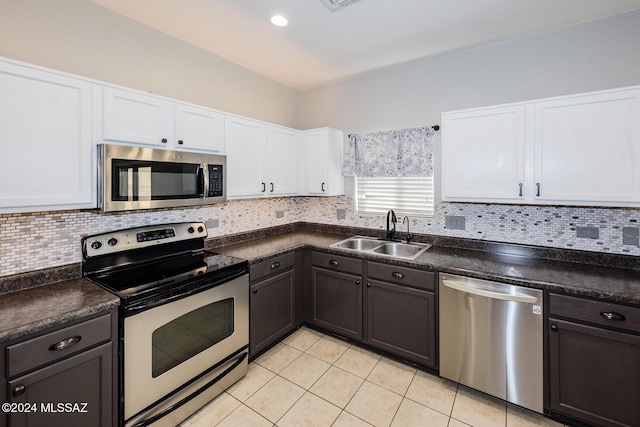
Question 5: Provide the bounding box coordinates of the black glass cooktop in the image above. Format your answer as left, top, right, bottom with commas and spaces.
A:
86, 251, 248, 301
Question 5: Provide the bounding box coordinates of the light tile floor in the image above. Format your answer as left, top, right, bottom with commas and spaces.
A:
180, 327, 564, 427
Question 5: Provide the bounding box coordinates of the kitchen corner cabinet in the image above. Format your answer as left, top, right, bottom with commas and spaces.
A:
442, 85, 640, 206
548, 294, 640, 427
2, 310, 117, 427
302, 128, 345, 196
0, 59, 95, 213
225, 115, 297, 199
267, 126, 298, 196
310, 252, 363, 340
365, 262, 437, 368
103, 87, 224, 152
249, 253, 298, 357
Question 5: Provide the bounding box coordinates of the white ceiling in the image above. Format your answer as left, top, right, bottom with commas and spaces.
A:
91, 0, 640, 90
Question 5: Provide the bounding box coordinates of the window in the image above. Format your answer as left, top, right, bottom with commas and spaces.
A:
355, 176, 434, 217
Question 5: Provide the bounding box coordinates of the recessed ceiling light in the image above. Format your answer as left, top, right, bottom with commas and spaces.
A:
270, 15, 288, 27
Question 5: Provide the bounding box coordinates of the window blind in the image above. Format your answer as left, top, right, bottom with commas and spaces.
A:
355, 176, 434, 217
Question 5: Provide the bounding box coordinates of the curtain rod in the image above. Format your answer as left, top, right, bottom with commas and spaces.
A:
348, 125, 439, 139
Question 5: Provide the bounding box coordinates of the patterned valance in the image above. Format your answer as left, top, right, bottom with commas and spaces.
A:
342, 126, 434, 178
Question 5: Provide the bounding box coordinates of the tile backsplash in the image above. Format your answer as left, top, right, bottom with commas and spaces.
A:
1, 196, 639, 277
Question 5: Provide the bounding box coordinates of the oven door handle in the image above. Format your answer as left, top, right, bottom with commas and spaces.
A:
130, 350, 248, 427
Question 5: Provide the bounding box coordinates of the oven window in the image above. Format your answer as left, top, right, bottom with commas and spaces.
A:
151, 298, 234, 378
112, 159, 202, 201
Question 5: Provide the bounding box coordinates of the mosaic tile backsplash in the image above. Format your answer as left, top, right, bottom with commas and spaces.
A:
1, 196, 639, 277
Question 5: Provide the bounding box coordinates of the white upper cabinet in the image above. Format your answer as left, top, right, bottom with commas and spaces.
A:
533, 89, 640, 205
103, 87, 170, 146
302, 128, 345, 196
174, 103, 224, 153
442, 85, 640, 207
103, 87, 224, 152
0, 59, 95, 213
442, 105, 526, 202
225, 116, 299, 199
267, 127, 298, 196
225, 116, 268, 198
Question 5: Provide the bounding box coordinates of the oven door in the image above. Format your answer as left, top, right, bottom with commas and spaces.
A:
123, 274, 248, 427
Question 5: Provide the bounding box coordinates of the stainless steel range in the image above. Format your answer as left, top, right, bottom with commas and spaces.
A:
82, 222, 249, 427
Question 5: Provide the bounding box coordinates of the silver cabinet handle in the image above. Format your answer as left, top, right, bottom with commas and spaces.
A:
270, 183, 274, 192
392, 272, 404, 279
321, 182, 325, 192
270, 261, 281, 269
13, 385, 25, 397
261, 182, 266, 192
600, 311, 626, 321
356, 280, 361, 285
536, 183, 541, 197
49, 336, 82, 351
329, 259, 339, 266
442, 280, 538, 304
518, 183, 523, 197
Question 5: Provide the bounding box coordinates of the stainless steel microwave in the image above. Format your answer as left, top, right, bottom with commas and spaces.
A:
98, 144, 226, 212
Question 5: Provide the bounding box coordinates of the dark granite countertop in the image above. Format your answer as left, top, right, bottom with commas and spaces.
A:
0, 279, 120, 343
209, 227, 640, 306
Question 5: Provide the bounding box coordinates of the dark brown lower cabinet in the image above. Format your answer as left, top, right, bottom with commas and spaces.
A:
365, 280, 436, 368
310, 266, 363, 340
250, 269, 296, 356
2, 311, 117, 427
548, 318, 640, 427
8, 343, 113, 427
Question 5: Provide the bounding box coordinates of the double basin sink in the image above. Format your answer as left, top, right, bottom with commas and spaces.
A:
330, 236, 431, 260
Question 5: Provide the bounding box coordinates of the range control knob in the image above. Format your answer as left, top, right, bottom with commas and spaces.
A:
107, 238, 118, 246
90, 241, 102, 250
188, 227, 195, 233
197, 226, 204, 233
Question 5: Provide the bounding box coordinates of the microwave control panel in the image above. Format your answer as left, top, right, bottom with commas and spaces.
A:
208, 165, 223, 197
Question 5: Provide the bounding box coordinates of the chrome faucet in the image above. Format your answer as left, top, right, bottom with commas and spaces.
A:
386, 210, 397, 240
403, 216, 413, 244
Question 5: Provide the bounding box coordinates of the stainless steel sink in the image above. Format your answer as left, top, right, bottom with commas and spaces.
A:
373, 242, 429, 258
330, 236, 431, 260
334, 237, 382, 251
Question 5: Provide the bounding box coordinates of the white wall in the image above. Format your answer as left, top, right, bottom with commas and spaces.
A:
300, 10, 640, 132
0, 0, 300, 128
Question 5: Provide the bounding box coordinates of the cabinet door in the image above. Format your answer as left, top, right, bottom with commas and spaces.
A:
225, 116, 268, 198
250, 269, 295, 357
174, 103, 225, 153
548, 318, 640, 427
267, 127, 297, 196
366, 280, 436, 367
103, 87, 170, 146
0, 61, 94, 212
534, 89, 640, 205
442, 105, 526, 202
8, 343, 113, 427
304, 129, 344, 196
310, 267, 362, 340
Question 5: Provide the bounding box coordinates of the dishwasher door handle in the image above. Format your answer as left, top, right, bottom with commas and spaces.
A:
442, 279, 538, 304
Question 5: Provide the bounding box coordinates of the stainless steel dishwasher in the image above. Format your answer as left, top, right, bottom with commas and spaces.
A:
439, 273, 543, 413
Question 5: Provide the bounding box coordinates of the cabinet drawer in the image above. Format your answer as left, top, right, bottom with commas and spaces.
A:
367, 262, 435, 290
7, 313, 113, 378
549, 293, 640, 334
311, 252, 362, 275
250, 252, 295, 282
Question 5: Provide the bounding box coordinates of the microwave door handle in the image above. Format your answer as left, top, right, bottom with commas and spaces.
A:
198, 164, 206, 198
